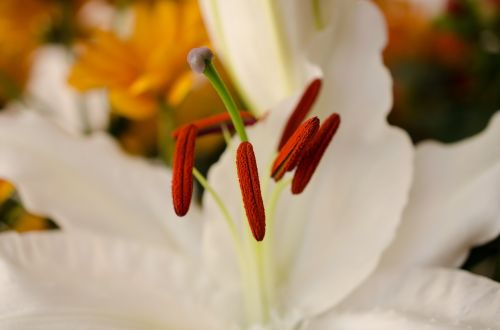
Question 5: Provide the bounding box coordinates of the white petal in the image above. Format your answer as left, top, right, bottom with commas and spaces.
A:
316, 268, 500, 329
309, 310, 494, 330
199, 0, 356, 112
278, 129, 411, 314
308, 1, 392, 125
380, 111, 500, 270
78, 0, 116, 30
199, 0, 298, 110
0, 111, 200, 253
24, 46, 108, 135
276, 0, 413, 317
408, 0, 447, 17
0, 231, 227, 329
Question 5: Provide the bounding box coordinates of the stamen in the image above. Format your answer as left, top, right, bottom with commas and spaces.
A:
271, 117, 320, 181
292, 113, 341, 194
277, 79, 322, 150
172, 125, 198, 216
236, 141, 266, 241
172, 112, 257, 139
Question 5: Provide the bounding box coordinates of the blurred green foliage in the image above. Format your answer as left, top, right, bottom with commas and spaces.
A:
388, 0, 500, 142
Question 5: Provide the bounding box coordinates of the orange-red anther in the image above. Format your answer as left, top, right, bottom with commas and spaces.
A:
172, 112, 257, 139
271, 117, 320, 181
236, 141, 266, 241
277, 79, 322, 150
172, 125, 198, 216
292, 113, 341, 194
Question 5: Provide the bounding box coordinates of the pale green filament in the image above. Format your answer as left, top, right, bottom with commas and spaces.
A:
203, 61, 249, 142
193, 166, 266, 325
260, 177, 292, 314
245, 176, 292, 326
192, 167, 240, 246
194, 161, 293, 326
220, 123, 232, 146
266, 178, 292, 232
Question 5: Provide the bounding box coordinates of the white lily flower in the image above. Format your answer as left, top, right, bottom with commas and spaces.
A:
1, 100, 500, 329
1, 1, 500, 329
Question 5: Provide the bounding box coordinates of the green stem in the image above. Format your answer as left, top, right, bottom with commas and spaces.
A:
204, 61, 249, 142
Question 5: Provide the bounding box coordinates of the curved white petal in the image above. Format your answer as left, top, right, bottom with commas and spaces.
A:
23, 46, 109, 135
0, 231, 227, 329
313, 268, 500, 329
308, 1, 392, 125
199, 0, 354, 112
199, 0, 300, 110
380, 111, 500, 270
0, 111, 200, 254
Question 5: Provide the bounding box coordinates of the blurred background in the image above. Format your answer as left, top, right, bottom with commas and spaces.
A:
0, 0, 499, 280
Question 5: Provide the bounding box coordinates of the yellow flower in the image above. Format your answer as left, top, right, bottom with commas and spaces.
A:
0, 0, 103, 103
68, 0, 208, 119
13, 213, 49, 233
0, 179, 14, 203
0, 0, 53, 102
0, 179, 51, 232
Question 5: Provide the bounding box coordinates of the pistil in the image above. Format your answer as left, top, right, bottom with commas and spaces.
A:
187, 47, 267, 241
188, 47, 250, 142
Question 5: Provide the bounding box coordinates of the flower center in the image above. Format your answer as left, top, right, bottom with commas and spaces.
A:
171, 47, 341, 326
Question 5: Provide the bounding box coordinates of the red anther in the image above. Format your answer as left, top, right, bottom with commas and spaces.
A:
172, 111, 257, 139
292, 113, 340, 194
172, 125, 198, 216
271, 117, 320, 181
277, 79, 322, 150
236, 141, 266, 241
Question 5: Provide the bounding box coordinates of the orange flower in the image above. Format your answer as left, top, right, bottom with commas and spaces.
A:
13, 213, 49, 233
0, 179, 13, 203
0, 180, 52, 233
0, 0, 105, 103
69, 0, 208, 119
0, 0, 53, 102
374, 0, 434, 61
